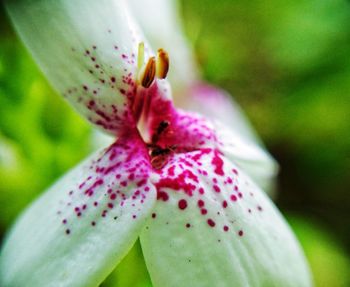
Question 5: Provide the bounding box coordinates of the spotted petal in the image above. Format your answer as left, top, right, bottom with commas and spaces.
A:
140, 149, 311, 287
214, 118, 278, 193
0, 134, 156, 287
5, 0, 165, 135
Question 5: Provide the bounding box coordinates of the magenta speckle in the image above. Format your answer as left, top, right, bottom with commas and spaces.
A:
197, 199, 205, 208
157, 191, 169, 201
178, 199, 188, 210
207, 219, 216, 227
212, 151, 224, 176
213, 185, 221, 193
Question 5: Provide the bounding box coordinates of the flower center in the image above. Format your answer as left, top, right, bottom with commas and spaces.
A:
128, 43, 218, 170
129, 43, 176, 169
131, 42, 171, 129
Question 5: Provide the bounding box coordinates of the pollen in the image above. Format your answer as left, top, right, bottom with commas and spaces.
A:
156, 48, 169, 79
138, 56, 156, 88
136, 42, 170, 88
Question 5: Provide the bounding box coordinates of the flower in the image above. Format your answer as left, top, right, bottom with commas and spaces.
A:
1, 0, 311, 287
128, 0, 278, 194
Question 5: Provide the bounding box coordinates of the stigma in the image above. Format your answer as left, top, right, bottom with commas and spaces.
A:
137, 42, 169, 88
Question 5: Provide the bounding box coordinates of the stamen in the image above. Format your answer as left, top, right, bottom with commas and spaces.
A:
138, 57, 156, 88
136, 43, 169, 88
137, 42, 145, 70
156, 49, 169, 79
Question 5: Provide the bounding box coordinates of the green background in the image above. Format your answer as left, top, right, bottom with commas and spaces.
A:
0, 0, 349, 286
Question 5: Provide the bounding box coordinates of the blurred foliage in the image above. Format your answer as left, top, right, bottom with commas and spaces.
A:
101, 240, 152, 287
1, 0, 350, 286
288, 215, 350, 287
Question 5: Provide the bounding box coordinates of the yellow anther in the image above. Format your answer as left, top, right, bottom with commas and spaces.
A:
136, 43, 169, 88
138, 56, 156, 88
156, 49, 169, 79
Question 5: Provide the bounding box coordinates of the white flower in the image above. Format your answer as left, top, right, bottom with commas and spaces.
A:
0, 0, 311, 286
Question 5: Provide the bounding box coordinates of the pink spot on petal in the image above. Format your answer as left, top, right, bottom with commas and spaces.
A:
157, 191, 169, 201
197, 199, 205, 208
207, 219, 216, 227
213, 185, 221, 193
178, 199, 188, 210
212, 151, 224, 176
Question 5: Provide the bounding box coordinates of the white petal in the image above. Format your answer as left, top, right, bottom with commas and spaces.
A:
0, 135, 156, 287
5, 0, 158, 135
176, 84, 278, 194
215, 118, 279, 194
140, 149, 311, 287
186, 83, 262, 144
128, 0, 198, 92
